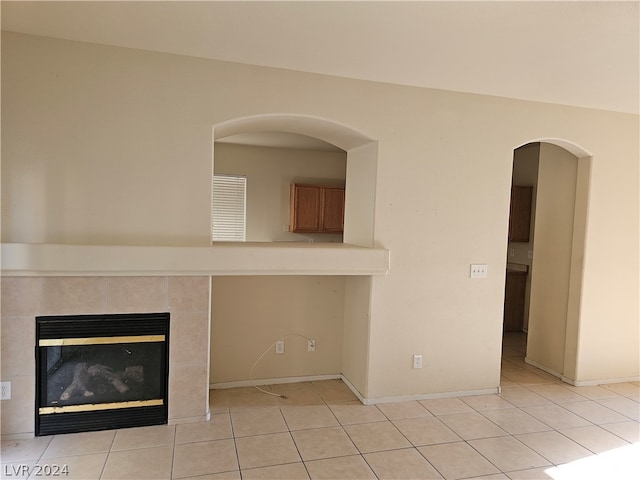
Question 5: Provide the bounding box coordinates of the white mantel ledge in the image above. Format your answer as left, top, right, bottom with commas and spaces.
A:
1, 243, 389, 276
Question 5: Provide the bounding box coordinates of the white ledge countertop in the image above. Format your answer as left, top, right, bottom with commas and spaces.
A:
0, 242, 390, 276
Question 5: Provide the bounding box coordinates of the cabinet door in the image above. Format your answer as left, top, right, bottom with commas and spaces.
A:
291, 185, 321, 232
321, 187, 345, 232
509, 186, 533, 242
504, 271, 527, 332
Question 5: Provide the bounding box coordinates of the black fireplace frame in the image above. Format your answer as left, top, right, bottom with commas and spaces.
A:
35, 312, 170, 436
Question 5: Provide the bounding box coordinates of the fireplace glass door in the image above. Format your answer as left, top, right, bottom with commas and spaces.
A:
36, 313, 169, 436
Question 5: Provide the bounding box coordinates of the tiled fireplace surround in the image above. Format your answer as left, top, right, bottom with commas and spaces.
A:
1, 276, 211, 438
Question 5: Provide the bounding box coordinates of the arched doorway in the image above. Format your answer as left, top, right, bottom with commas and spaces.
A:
507, 139, 592, 384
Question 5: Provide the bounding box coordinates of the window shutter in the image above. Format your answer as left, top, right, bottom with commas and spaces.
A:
212, 175, 246, 242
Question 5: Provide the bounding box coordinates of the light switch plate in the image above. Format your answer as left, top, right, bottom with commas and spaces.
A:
470, 264, 488, 278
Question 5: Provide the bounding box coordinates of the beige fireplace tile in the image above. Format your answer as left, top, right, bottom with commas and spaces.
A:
39, 277, 106, 315
1, 277, 39, 316
0, 375, 35, 436
168, 276, 210, 313
1, 316, 35, 377
168, 364, 209, 420
106, 276, 168, 313
170, 312, 209, 366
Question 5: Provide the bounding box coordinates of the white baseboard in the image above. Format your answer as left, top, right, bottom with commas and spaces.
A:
168, 414, 209, 425
525, 357, 639, 386
359, 387, 501, 405
524, 357, 563, 379
568, 376, 640, 387
210, 374, 341, 390
210, 374, 500, 406
339, 375, 366, 403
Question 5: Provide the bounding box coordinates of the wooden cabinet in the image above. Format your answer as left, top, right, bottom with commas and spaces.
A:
508, 186, 533, 242
290, 184, 345, 233
504, 269, 527, 332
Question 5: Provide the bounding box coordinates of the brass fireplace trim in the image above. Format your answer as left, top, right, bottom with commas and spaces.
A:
39, 335, 165, 347
39, 399, 163, 415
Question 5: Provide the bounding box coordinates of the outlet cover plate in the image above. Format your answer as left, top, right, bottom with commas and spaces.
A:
1, 381, 11, 400
470, 264, 488, 278
412, 354, 423, 369
275, 340, 285, 354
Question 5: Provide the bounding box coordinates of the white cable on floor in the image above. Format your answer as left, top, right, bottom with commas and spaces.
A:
248, 333, 313, 398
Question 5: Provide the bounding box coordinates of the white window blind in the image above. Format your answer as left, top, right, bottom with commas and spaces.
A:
212, 175, 246, 242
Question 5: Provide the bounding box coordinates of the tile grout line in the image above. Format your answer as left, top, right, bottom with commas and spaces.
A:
228, 408, 244, 478
97, 431, 117, 480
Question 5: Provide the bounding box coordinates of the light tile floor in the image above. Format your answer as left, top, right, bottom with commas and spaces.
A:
2, 333, 639, 479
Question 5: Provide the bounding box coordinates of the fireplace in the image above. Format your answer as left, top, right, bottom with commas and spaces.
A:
35, 312, 170, 436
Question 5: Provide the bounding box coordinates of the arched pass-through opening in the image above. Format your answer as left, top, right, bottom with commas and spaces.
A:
213, 114, 379, 247
210, 114, 379, 399
509, 138, 592, 384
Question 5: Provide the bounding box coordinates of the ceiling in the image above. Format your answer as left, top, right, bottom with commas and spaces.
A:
2, 1, 638, 122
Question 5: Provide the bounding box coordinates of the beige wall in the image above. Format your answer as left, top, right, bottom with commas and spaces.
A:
210, 276, 344, 384
2, 32, 638, 399
214, 143, 346, 243
527, 144, 578, 376
342, 276, 373, 395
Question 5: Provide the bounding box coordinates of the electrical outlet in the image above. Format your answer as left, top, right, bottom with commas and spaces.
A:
412, 354, 423, 369
307, 339, 316, 352
275, 340, 285, 354
1, 381, 11, 400
470, 264, 488, 278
